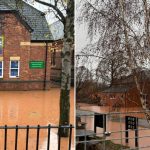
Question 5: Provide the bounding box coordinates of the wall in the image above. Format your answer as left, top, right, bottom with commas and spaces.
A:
99, 82, 150, 109
0, 13, 52, 90
50, 40, 74, 87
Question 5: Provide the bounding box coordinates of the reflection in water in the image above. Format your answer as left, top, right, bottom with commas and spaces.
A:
0, 88, 74, 150
8, 103, 18, 121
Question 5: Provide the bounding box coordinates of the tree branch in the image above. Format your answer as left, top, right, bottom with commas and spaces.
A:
35, 0, 66, 24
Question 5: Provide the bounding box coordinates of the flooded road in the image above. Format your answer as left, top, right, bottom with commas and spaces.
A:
77, 103, 150, 150
0, 88, 74, 150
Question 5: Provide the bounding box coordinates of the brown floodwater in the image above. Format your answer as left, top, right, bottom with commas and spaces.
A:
0, 88, 74, 150
78, 103, 150, 150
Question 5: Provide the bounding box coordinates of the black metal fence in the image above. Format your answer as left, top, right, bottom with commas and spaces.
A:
1, 124, 74, 150
76, 110, 150, 150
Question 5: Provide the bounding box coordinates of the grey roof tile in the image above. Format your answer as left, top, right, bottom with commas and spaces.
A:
102, 86, 131, 93
0, 1, 14, 11
1, 0, 53, 41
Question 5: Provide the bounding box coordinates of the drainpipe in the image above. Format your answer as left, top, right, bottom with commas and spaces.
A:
44, 42, 48, 90
125, 91, 127, 113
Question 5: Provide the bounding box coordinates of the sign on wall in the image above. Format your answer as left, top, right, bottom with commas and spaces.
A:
29, 61, 45, 69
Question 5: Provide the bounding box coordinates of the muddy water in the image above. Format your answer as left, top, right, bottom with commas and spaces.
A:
0, 88, 74, 150
78, 103, 150, 150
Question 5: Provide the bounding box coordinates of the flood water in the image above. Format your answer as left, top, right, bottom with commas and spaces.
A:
77, 103, 150, 150
0, 88, 74, 150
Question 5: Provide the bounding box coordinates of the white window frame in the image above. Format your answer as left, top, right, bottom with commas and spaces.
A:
0, 36, 4, 55
9, 60, 20, 78
0, 61, 3, 78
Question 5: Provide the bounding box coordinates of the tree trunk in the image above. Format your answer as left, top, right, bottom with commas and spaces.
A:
59, 0, 74, 137
143, 0, 150, 50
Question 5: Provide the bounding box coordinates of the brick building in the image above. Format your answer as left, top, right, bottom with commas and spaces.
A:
0, 0, 65, 90
99, 70, 150, 108
50, 21, 74, 86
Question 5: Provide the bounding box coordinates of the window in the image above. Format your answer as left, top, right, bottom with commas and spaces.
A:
10, 60, 19, 78
0, 61, 3, 78
0, 36, 4, 55
51, 49, 56, 66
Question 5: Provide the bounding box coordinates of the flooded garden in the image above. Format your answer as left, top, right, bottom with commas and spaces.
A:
0, 88, 74, 150
77, 103, 150, 150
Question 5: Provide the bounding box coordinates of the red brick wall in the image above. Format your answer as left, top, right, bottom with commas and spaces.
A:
99, 83, 150, 108
0, 13, 52, 90
50, 40, 62, 83
3, 13, 31, 81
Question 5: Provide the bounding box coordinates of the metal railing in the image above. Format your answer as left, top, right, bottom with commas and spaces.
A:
76, 110, 150, 150
1, 124, 74, 150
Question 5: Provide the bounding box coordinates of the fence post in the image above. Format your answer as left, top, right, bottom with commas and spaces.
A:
68, 125, 72, 150
26, 125, 29, 150
47, 124, 51, 150
4, 125, 7, 150
94, 113, 96, 133
135, 118, 139, 147
125, 116, 129, 144
58, 125, 61, 150
36, 125, 40, 150
15, 125, 18, 150
103, 114, 106, 150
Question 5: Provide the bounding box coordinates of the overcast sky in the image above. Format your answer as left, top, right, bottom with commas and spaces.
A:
26, 0, 58, 24
28, 0, 89, 52
75, 0, 90, 54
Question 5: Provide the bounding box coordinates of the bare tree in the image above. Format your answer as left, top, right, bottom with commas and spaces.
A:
96, 48, 129, 86
79, 0, 150, 123
76, 65, 92, 96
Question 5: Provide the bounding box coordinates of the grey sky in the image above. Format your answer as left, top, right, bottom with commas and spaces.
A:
29, 0, 89, 52
75, 0, 90, 54
27, 0, 59, 24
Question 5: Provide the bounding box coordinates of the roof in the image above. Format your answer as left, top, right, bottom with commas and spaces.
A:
49, 20, 64, 40
0, 0, 53, 41
116, 69, 150, 85
102, 85, 131, 93
101, 69, 150, 94
0, 1, 14, 11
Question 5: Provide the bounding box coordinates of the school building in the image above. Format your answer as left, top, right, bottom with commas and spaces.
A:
0, 0, 73, 90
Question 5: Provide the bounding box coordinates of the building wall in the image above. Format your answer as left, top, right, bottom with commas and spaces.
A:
50, 40, 62, 83
0, 13, 52, 90
50, 40, 74, 86
99, 83, 150, 109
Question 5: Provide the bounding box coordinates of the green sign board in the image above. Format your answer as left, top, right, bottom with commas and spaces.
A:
29, 61, 45, 69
